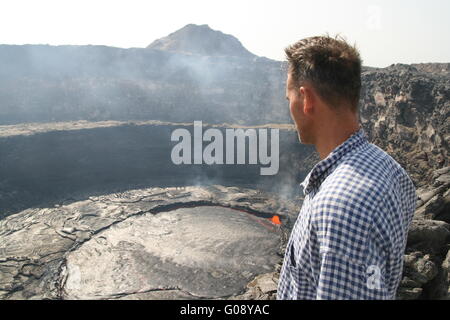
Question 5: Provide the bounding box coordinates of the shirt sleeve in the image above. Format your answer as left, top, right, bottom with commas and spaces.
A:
315, 250, 387, 300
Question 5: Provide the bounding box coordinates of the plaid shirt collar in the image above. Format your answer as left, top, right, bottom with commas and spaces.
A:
300, 127, 368, 195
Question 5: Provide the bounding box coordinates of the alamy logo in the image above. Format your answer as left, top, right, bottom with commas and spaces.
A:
170, 121, 279, 175
366, 265, 382, 290
366, 5, 382, 30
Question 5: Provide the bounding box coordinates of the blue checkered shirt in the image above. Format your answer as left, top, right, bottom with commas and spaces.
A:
277, 128, 416, 300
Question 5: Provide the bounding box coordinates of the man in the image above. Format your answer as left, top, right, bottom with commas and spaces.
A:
277, 36, 416, 300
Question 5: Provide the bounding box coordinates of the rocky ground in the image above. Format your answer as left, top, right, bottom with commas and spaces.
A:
1, 167, 449, 300
360, 64, 449, 187
0, 185, 298, 300
397, 166, 450, 299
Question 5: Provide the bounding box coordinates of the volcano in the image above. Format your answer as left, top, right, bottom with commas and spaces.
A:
147, 24, 256, 58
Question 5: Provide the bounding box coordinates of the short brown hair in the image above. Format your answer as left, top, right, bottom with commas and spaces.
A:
285, 35, 362, 111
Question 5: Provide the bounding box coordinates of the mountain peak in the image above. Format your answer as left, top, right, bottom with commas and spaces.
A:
147, 24, 255, 58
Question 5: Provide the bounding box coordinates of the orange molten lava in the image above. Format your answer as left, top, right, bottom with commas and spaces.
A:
270, 215, 281, 225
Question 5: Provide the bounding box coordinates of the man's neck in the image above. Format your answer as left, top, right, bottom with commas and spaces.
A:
315, 121, 360, 160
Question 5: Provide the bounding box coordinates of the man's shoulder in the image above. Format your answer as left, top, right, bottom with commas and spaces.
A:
330, 141, 411, 191
313, 141, 415, 215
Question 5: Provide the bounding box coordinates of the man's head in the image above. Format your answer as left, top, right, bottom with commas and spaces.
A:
285, 35, 362, 144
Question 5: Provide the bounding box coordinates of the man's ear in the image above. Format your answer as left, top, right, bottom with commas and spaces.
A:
299, 86, 314, 115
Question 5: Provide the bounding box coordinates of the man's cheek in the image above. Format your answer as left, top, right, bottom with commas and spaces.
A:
289, 103, 297, 122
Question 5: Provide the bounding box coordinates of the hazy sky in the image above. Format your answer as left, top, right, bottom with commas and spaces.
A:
1, 0, 449, 67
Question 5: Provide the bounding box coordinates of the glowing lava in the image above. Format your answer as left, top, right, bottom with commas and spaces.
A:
270, 215, 281, 225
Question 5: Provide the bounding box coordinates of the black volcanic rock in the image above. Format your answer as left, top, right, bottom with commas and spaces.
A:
0, 31, 448, 177
147, 24, 255, 58
359, 63, 449, 186
0, 186, 297, 300
412, 63, 450, 76
0, 43, 286, 126
0, 121, 314, 218
398, 166, 450, 299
